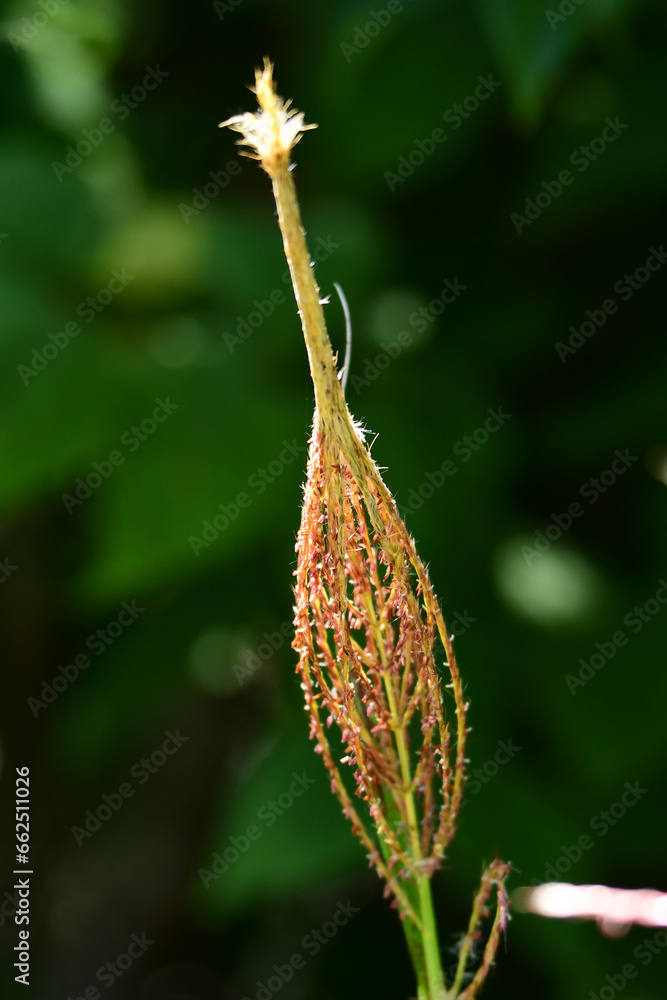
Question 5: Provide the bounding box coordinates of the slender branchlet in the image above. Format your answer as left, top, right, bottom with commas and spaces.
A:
221, 60, 509, 1000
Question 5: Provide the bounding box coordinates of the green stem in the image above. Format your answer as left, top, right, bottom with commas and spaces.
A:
386, 689, 446, 998
395, 903, 429, 1000
376, 808, 435, 1000
363, 590, 446, 1000
415, 875, 446, 1000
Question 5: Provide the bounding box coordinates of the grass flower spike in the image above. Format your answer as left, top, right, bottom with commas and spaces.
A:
221, 61, 510, 1000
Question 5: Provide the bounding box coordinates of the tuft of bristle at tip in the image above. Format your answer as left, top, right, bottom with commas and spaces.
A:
219, 58, 316, 175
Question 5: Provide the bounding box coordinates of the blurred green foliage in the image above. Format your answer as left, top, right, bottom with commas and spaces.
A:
1, 1, 666, 998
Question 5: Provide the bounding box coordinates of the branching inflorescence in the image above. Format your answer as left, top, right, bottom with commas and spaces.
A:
221, 60, 509, 1000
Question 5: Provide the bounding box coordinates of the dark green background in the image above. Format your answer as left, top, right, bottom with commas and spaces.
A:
1, 0, 666, 997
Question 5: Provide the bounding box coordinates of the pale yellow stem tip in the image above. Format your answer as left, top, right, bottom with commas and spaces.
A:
219, 58, 317, 175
